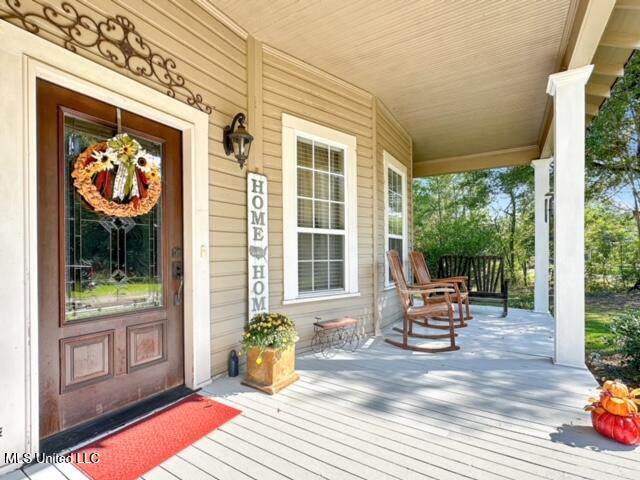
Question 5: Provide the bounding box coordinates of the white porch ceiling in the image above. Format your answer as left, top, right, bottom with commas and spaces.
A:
210, 0, 577, 166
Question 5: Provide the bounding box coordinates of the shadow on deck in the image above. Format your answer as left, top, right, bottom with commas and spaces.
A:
18, 306, 640, 480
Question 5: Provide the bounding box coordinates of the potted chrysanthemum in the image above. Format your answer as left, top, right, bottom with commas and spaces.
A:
241, 313, 299, 394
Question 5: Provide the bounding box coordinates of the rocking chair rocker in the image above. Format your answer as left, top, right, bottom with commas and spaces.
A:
385, 250, 459, 353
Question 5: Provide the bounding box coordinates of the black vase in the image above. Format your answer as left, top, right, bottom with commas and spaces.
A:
228, 349, 239, 377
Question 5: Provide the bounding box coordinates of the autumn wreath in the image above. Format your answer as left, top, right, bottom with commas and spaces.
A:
72, 133, 162, 217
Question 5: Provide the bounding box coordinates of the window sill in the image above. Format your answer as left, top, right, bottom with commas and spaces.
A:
383, 284, 396, 291
282, 292, 361, 305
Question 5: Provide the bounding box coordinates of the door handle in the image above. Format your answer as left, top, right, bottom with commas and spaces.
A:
172, 260, 184, 305
174, 275, 184, 305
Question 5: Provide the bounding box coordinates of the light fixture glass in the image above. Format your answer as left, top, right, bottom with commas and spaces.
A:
223, 113, 253, 169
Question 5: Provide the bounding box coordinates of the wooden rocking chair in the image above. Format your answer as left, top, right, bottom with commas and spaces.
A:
410, 251, 472, 328
385, 250, 459, 353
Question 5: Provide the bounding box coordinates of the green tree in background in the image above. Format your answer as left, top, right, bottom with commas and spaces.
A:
413, 171, 499, 273
586, 201, 640, 290
413, 166, 534, 287
491, 166, 534, 284
586, 51, 640, 290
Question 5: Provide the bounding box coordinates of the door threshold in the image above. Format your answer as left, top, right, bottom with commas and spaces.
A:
40, 385, 196, 455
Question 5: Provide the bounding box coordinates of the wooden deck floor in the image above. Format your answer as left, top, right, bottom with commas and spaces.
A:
16, 307, 640, 479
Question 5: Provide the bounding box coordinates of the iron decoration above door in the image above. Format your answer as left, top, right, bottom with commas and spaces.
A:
1, 0, 213, 114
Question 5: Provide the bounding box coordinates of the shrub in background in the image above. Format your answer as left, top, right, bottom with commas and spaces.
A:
609, 313, 640, 371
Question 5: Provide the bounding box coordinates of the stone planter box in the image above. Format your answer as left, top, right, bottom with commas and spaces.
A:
242, 345, 299, 394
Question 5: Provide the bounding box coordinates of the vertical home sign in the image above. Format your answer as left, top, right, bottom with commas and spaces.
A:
247, 172, 269, 318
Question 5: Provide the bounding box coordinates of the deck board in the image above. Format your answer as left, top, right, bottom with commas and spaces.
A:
217, 417, 365, 479
274, 377, 637, 478
21, 463, 67, 480
200, 429, 326, 480
140, 466, 181, 480
198, 307, 639, 480
16, 306, 640, 480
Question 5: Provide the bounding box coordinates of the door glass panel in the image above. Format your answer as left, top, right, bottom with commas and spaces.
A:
64, 114, 163, 321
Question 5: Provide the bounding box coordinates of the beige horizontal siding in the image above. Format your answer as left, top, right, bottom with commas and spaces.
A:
261, 46, 376, 353
4, 0, 412, 378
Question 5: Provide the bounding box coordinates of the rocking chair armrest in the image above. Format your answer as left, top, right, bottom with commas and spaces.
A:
416, 282, 457, 289
419, 281, 461, 295
402, 285, 455, 296
432, 277, 468, 293
426, 288, 457, 297
432, 276, 467, 283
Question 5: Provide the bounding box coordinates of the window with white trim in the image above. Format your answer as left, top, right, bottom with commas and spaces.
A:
282, 114, 358, 302
384, 151, 408, 286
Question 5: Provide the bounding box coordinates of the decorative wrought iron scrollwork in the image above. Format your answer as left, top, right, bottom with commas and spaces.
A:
1, 0, 213, 114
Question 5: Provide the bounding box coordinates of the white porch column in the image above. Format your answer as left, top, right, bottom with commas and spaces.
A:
532, 158, 552, 314
546, 65, 593, 368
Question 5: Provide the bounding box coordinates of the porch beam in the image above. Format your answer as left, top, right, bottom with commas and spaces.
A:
546, 64, 593, 368
615, 0, 640, 11
599, 32, 640, 49
593, 63, 625, 77
586, 83, 610, 99
539, 0, 616, 158
413, 145, 539, 177
532, 158, 552, 314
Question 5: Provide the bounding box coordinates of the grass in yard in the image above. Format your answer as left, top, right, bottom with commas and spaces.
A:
585, 292, 640, 354
586, 308, 617, 354
585, 293, 640, 355
585, 292, 640, 387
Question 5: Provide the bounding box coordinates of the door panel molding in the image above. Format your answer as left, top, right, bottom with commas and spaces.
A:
127, 320, 167, 372
61, 330, 114, 393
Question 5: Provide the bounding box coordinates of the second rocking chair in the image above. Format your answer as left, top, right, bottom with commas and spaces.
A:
386, 250, 459, 353
410, 251, 472, 328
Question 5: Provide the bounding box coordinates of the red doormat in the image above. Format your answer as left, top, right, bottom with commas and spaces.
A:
72, 394, 241, 480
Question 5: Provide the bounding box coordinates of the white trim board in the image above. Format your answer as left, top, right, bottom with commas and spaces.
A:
281, 113, 359, 303
383, 150, 409, 287
0, 21, 211, 473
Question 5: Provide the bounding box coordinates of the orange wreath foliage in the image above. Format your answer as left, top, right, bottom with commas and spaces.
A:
72, 142, 161, 217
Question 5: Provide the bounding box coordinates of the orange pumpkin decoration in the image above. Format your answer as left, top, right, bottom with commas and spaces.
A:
590, 408, 640, 445
603, 379, 630, 399
601, 393, 638, 416
586, 379, 640, 445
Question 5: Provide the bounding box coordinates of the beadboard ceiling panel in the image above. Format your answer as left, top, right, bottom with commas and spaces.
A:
210, 0, 576, 164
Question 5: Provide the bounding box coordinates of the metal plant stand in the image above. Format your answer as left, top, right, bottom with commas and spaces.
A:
311, 317, 362, 357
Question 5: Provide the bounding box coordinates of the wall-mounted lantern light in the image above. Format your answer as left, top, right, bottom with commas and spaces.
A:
223, 113, 253, 169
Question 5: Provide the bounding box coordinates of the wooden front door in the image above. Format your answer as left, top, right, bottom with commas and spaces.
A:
37, 80, 184, 439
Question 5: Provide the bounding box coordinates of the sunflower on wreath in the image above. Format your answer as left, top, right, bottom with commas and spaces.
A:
72, 133, 162, 217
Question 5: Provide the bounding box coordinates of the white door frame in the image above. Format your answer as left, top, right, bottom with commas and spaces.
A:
0, 21, 211, 471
